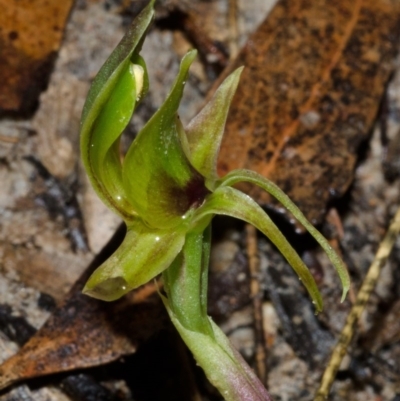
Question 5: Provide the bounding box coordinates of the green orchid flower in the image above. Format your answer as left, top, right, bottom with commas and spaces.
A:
80, 0, 349, 308
80, 2, 350, 399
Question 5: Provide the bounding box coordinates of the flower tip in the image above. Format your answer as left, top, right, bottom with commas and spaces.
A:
184, 49, 198, 63
82, 276, 132, 302
338, 261, 350, 303
311, 292, 323, 314
131, 64, 145, 100
340, 286, 349, 303
315, 300, 323, 314
235, 65, 245, 75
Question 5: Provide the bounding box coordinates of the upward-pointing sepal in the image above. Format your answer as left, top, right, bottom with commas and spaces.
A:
185, 68, 243, 186
122, 50, 209, 230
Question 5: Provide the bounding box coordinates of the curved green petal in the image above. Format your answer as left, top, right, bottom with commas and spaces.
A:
185, 67, 243, 184
86, 63, 143, 219
83, 218, 185, 301
122, 50, 208, 229
218, 169, 350, 301
80, 2, 154, 219
192, 186, 323, 311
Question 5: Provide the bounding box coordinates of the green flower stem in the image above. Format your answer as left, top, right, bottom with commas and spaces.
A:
163, 225, 213, 335
162, 225, 273, 401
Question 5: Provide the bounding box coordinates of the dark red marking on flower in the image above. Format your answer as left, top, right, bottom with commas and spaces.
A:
185, 174, 210, 209
163, 172, 209, 217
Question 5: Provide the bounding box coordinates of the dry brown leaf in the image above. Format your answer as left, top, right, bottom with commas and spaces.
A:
217, 0, 400, 226
0, 0, 73, 114
0, 230, 166, 390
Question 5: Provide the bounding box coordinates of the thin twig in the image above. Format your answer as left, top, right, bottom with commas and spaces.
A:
133, 279, 162, 304
326, 208, 345, 240
0, 134, 19, 143
228, 0, 239, 59
314, 206, 400, 400
245, 223, 267, 384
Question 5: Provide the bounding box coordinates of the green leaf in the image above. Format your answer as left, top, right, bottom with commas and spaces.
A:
192, 186, 323, 311
122, 50, 208, 229
162, 295, 272, 401
219, 169, 350, 301
80, 2, 154, 219
185, 67, 243, 185
83, 218, 185, 301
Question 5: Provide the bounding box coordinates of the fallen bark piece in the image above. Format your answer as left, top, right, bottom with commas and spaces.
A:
0, 228, 166, 391
0, 0, 74, 115
217, 0, 400, 226
0, 284, 165, 391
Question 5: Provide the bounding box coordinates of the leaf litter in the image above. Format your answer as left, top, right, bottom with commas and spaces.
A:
1, 0, 400, 400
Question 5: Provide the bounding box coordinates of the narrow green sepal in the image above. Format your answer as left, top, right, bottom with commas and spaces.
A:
185, 67, 243, 184
192, 186, 323, 311
83, 218, 185, 301
218, 169, 350, 302
122, 50, 208, 229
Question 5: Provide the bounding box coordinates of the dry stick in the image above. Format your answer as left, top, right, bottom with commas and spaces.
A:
132, 279, 161, 304
228, 0, 239, 59
0, 134, 19, 143
314, 206, 400, 401
245, 224, 267, 384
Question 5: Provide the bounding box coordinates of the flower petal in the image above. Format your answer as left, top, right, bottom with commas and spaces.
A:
83, 218, 185, 301
192, 186, 323, 311
122, 50, 208, 229
185, 67, 243, 184
218, 169, 350, 301
80, 2, 154, 219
